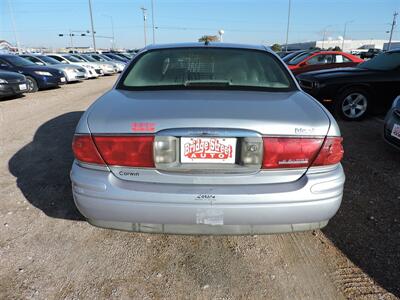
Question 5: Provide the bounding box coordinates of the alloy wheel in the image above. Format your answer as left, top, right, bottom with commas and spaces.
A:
341, 93, 368, 119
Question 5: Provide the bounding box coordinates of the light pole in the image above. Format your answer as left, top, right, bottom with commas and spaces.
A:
284, 0, 292, 51
7, 0, 21, 54
88, 0, 97, 51
102, 14, 115, 49
321, 25, 332, 50
151, 0, 155, 44
218, 29, 224, 42
342, 20, 354, 51
141, 7, 148, 47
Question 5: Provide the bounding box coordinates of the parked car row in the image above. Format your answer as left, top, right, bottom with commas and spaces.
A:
0, 52, 130, 99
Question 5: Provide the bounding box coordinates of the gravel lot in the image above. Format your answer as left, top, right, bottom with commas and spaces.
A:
0, 76, 399, 299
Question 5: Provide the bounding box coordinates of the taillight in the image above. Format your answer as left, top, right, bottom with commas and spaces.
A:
72, 135, 105, 165
312, 137, 344, 166
262, 137, 343, 169
93, 136, 154, 167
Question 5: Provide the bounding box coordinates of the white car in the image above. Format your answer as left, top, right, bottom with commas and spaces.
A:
46, 54, 102, 79
71, 54, 117, 75
84, 53, 125, 73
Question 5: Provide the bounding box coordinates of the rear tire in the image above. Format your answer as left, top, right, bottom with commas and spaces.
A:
26, 76, 38, 93
335, 88, 370, 121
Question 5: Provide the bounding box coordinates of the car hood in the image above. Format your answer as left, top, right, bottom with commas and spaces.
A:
0, 70, 25, 81
87, 89, 331, 136
297, 67, 374, 80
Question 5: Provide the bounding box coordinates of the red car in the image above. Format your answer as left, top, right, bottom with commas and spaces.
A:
286, 51, 363, 75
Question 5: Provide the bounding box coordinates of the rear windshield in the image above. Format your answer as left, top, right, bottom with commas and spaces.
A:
358, 52, 400, 71
119, 48, 295, 91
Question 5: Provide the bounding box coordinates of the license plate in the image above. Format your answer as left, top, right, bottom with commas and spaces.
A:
180, 137, 236, 164
60, 77, 66, 82
391, 123, 400, 140
19, 84, 27, 91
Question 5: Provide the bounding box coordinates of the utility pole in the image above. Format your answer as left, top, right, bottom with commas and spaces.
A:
151, 0, 155, 44
69, 29, 74, 49
141, 7, 148, 47
284, 0, 292, 51
388, 12, 398, 51
342, 20, 354, 51
7, 0, 21, 54
321, 25, 332, 50
88, 0, 97, 51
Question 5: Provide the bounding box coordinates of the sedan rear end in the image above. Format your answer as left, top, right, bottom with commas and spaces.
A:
384, 96, 400, 149
70, 43, 345, 235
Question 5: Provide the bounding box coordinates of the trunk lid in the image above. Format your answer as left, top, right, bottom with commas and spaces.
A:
87, 89, 330, 136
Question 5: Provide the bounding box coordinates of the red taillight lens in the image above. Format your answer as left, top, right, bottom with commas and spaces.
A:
72, 135, 105, 165
312, 137, 344, 166
262, 137, 343, 169
93, 136, 154, 167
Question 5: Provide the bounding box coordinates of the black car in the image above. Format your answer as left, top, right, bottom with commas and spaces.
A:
297, 49, 400, 120
0, 55, 66, 92
360, 48, 382, 60
0, 70, 29, 99
384, 96, 400, 149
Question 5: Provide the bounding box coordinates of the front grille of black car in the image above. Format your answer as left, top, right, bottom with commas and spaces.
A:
394, 109, 400, 118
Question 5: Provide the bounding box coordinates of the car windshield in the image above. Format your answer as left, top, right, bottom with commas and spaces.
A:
37, 55, 60, 65
63, 55, 83, 62
120, 48, 294, 91
99, 54, 112, 61
358, 52, 400, 71
3, 55, 36, 67
283, 51, 306, 63
287, 52, 313, 65
81, 55, 97, 62
89, 55, 104, 61
105, 53, 125, 61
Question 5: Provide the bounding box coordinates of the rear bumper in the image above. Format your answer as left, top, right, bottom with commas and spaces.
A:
70, 163, 345, 235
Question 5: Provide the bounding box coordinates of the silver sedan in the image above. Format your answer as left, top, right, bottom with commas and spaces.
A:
71, 43, 345, 235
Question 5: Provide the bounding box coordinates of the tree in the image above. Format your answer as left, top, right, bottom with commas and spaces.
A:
332, 46, 342, 51
198, 35, 219, 43
271, 43, 282, 52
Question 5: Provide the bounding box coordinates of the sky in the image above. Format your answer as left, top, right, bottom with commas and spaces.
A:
0, 0, 399, 49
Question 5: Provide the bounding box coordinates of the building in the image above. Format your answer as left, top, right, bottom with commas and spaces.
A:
283, 39, 400, 52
